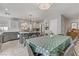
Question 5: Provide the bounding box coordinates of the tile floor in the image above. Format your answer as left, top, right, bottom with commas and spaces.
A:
0, 40, 29, 56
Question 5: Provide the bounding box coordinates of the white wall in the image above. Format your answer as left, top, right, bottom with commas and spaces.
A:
0, 12, 64, 34
47, 14, 62, 34
0, 16, 9, 26
57, 15, 62, 34
49, 19, 58, 34
0, 16, 20, 32
9, 19, 20, 32
47, 14, 70, 35
0, 16, 10, 32
61, 15, 69, 35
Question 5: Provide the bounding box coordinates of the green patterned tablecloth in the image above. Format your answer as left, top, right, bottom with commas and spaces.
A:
26, 35, 71, 56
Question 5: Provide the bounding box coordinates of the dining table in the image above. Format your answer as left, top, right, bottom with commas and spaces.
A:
26, 35, 72, 56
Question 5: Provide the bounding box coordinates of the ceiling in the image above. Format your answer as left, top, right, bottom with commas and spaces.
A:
0, 3, 79, 21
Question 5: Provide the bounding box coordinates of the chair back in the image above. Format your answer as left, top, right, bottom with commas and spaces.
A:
71, 36, 79, 44
64, 44, 76, 56
26, 43, 34, 56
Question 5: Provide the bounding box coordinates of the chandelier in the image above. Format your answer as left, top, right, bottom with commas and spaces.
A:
38, 3, 51, 10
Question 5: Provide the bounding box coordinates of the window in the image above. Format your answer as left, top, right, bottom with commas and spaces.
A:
0, 27, 8, 32
4, 27, 8, 31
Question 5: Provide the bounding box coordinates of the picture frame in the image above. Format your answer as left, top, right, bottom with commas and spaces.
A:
71, 22, 78, 29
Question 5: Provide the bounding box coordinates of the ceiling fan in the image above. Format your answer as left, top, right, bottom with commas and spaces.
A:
38, 3, 51, 10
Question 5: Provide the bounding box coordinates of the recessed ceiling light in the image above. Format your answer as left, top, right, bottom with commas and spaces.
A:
5, 8, 8, 11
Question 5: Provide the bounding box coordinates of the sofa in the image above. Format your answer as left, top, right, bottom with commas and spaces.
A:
2, 32, 19, 43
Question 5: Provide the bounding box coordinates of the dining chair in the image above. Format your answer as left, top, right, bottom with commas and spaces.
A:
71, 36, 79, 56
26, 43, 34, 56
71, 36, 79, 44
64, 43, 77, 56
29, 42, 43, 56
